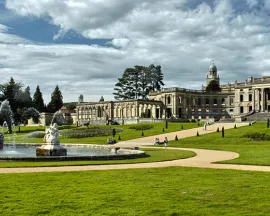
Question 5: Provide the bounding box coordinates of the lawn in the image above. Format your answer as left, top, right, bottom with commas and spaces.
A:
7, 122, 200, 144
0, 148, 195, 168
1, 167, 270, 216
169, 122, 270, 166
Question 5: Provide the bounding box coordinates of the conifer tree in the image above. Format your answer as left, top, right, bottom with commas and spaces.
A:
47, 85, 63, 113
33, 85, 45, 112
99, 96, 105, 102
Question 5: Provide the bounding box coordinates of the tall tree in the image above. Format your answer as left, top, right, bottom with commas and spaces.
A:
47, 85, 63, 113
149, 64, 164, 91
113, 65, 164, 100
99, 96, 105, 102
33, 85, 45, 112
206, 80, 221, 92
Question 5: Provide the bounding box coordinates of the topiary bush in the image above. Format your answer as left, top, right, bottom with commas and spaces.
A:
141, 131, 144, 136
216, 127, 219, 132
175, 135, 178, 141
129, 124, 154, 131
197, 131, 199, 136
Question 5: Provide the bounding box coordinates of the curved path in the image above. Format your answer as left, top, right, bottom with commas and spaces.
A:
2, 122, 270, 174
0, 147, 270, 173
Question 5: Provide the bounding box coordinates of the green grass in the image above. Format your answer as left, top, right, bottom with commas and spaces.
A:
169, 122, 270, 166
9, 122, 199, 144
1, 167, 270, 216
0, 148, 195, 168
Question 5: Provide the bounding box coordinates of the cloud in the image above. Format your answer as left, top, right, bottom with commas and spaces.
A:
2, 0, 270, 102
0, 23, 32, 44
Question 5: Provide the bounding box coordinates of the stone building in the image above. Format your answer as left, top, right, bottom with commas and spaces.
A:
75, 62, 270, 125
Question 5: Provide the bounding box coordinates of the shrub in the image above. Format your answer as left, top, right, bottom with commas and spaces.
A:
190, 119, 196, 123
129, 124, 153, 131
141, 131, 144, 136
216, 127, 219, 132
242, 132, 270, 141
28, 131, 46, 138
118, 135, 121, 140
166, 121, 168, 129
268, 119, 270, 128
197, 122, 200, 127
249, 122, 251, 126
112, 128, 116, 137
175, 135, 178, 141
234, 124, 237, 129
222, 127, 224, 138
197, 131, 199, 136
181, 125, 184, 130
162, 128, 164, 132
60, 128, 123, 139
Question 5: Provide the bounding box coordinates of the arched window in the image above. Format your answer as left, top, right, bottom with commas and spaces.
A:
249, 94, 252, 101
222, 98, 225, 104
206, 98, 209, 105
167, 96, 171, 104
213, 98, 218, 105
240, 95, 243, 102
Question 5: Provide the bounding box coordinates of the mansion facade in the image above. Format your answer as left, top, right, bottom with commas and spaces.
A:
76, 63, 270, 125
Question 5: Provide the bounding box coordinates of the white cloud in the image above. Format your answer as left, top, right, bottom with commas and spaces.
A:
2, 0, 270, 102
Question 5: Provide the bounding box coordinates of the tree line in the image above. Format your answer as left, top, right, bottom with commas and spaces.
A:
0, 77, 64, 125
113, 64, 165, 100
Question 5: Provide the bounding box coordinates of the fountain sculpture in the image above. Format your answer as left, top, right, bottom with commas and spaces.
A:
36, 123, 67, 156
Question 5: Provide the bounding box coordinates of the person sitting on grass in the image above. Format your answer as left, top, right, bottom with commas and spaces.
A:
154, 137, 160, 145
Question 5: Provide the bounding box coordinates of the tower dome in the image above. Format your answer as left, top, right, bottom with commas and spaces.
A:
209, 61, 217, 73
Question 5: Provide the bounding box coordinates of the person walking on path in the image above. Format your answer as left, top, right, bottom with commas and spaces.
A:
203, 122, 207, 131
164, 137, 168, 147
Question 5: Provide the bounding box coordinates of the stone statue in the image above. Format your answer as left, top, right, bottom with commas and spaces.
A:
43, 123, 60, 145
36, 123, 67, 156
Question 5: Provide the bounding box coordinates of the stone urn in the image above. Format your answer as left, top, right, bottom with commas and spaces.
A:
36, 123, 67, 156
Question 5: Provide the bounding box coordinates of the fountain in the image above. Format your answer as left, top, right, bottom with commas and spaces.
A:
0, 107, 146, 160
36, 123, 67, 156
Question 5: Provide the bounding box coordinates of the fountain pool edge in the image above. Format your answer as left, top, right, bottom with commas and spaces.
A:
0, 144, 147, 161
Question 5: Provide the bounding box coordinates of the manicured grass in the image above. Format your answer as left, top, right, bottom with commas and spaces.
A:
0, 148, 195, 168
170, 122, 270, 166
9, 122, 200, 144
1, 167, 270, 215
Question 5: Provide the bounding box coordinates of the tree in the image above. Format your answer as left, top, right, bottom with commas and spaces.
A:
148, 64, 164, 91
99, 96, 104, 102
47, 85, 63, 113
222, 126, 225, 138
33, 85, 45, 112
206, 80, 221, 92
65, 103, 76, 111
113, 64, 165, 100
267, 118, 269, 128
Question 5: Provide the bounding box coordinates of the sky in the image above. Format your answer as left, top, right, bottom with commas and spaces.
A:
0, 0, 270, 104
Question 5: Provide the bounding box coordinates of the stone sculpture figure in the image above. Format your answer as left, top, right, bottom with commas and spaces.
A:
36, 122, 67, 156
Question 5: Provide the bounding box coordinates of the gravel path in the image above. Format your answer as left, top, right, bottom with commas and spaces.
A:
2, 122, 268, 174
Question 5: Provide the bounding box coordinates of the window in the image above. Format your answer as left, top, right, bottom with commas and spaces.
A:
240, 106, 244, 113
249, 94, 252, 101
249, 106, 252, 112
198, 98, 201, 106
206, 98, 209, 105
222, 98, 225, 104
213, 98, 218, 105
240, 95, 243, 102
167, 96, 171, 104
